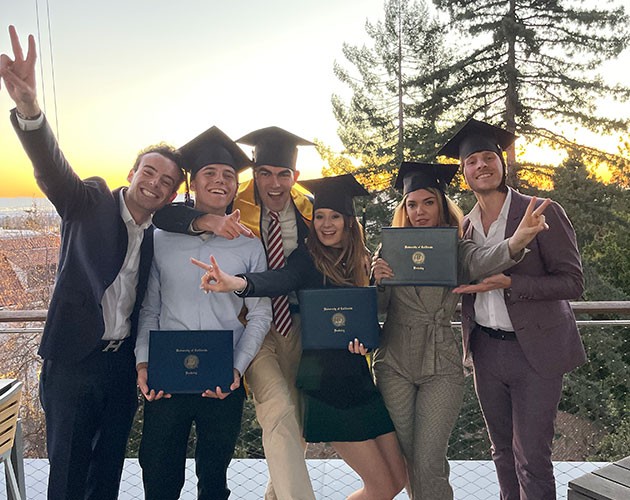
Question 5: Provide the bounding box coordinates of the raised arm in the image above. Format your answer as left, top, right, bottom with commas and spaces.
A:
456, 197, 549, 282
2, 25, 99, 217
454, 199, 582, 299
507, 201, 583, 301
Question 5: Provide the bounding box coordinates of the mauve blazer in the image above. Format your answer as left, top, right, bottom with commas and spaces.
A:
11, 110, 153, 363
461, 188, 587, 379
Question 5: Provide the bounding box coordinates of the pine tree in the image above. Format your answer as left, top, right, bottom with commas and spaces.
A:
431, 0, 630, 185
332, 0, 456, 238
333, 0, 452, 177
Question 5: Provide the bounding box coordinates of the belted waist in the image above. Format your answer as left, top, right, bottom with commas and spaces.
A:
100, 337, 131, 353
476, 325, 517, 341
386, 309, 451, 329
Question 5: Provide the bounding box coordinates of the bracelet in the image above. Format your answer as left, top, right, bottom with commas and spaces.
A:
234, 276, 249, 296
16, 109, 42, 121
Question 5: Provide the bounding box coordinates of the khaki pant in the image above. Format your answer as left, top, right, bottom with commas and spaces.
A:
245, 315, 315, 500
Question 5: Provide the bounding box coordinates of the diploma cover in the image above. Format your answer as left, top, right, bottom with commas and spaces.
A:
298, 287, 380, 350
148, 330, 234, 394
380, 227, 458, 286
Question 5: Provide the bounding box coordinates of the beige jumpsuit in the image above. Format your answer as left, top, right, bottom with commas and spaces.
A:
373, 239, 521, 499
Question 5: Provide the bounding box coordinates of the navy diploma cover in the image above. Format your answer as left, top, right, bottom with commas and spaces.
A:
380, 227, 458, 286
148, 330, 234, 393
298, 287, 380, 350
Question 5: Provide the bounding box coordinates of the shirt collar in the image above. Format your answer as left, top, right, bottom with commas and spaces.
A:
468, 188, 512, 231
263, 200, 292, 219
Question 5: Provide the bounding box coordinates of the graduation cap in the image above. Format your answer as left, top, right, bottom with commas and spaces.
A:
179, 125, 253, 177
394, 162, 458, 195
237, 126, 314, 170
437, 118, 517, 161
299, 174, 370, 216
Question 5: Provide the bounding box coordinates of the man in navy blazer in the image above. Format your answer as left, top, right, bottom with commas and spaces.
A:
1, 26, 185, 499
441, 119, 587, 500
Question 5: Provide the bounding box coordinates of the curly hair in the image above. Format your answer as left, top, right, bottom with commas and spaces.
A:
132, 143, 186, 188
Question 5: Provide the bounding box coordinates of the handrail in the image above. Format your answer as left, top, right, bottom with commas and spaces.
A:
0, 310, 48, 322
569, 301, 630, 314
1, 302, 630, 324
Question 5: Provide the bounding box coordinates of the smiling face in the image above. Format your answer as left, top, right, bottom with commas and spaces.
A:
404, 188, 441, 228
253, 165, 299, 212
190, 164, 238, 215
125, 152, 181, 223
313, 208, 346, 248
462, 150, 504, 194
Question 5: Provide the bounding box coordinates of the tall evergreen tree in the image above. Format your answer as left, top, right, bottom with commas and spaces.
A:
431, 0, 630, 186
332, 0, 456, 239
332, 0, 452, 179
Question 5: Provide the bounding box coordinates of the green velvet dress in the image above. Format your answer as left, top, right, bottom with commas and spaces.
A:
297, 349, 394, 442
243, 246, 395, 443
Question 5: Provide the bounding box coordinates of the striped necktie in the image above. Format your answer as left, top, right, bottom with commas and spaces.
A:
267, 211, 292, 336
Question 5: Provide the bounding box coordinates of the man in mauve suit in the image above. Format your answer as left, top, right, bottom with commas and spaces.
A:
440, 119, 587, 500
1, 25, 185, 499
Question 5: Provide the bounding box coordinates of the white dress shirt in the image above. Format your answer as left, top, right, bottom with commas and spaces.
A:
101, 189, 151, 340
467, 189, 515, 331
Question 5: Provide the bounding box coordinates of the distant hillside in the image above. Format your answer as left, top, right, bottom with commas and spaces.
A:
0, 197, 55, 215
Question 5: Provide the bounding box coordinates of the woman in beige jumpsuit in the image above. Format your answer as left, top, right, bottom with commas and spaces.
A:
372, 162, 550, 499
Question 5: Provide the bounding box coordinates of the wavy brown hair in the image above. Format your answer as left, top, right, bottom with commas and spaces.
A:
306, 214, 370, 287
391, 187, 464, 237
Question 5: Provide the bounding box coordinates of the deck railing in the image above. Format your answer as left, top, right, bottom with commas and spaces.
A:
1, 302, 629, 499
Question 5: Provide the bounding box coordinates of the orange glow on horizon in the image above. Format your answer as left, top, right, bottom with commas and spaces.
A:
2, 151, 145, 198
2, 138, 326, 198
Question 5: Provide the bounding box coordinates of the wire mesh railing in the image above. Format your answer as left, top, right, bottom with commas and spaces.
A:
1, 304, 628, 499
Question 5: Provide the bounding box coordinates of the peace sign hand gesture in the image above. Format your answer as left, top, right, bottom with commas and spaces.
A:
191, 255, 247, 294
507, 196, 551, 258
0, 25, 40, 117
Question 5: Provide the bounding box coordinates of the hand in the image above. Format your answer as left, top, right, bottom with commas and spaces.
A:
136, 364, 171, 401
452, 273, 512, 294
507, 197, 551, 257
372, 257, 394, 285
348, 338, 368, 356
202, 369, 240, 399
0, 25, 40, 117
193, 209, 254, 239
191, 254, 246, 293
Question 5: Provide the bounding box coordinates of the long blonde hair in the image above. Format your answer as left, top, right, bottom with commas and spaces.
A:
391, 187, 464, 236
306, 214, 370, 287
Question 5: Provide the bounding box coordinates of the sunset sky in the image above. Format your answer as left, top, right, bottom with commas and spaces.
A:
1, 1, 629, 198
0, 0, 385, 197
